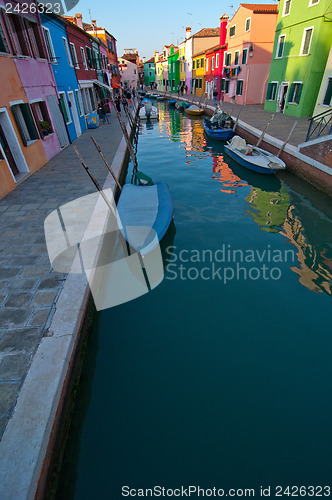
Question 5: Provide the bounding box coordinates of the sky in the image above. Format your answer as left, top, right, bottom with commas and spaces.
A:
67, 0, 279, 60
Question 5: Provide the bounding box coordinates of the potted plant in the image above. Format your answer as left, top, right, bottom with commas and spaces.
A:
40, 120, 52, 136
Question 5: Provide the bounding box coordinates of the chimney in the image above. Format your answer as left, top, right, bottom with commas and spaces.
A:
154, 50, 159, 62
92, 19, 97, 28
143, 56, 146, 63
186, 27, 191, 39
75, 13, 83, 29
219, 14, 229, 47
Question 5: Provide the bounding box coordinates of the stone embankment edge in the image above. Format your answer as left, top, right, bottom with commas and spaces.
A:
203, 103, 332, 197
0, 130, 130, 500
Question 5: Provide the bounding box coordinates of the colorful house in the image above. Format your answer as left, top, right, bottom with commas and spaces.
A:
118, 56, 138, 88
41, 12, 86, 143
264, 0, 332, 117
222, 3, 278, 106
168, 48, 180, 93
313, 46, 332, 117
144, 57, 156, 88
154, 46, 174, 91
205, 14, 229, 100
178, 40, 187, 91
192, 50, 205, 97
63, 18, 99, 114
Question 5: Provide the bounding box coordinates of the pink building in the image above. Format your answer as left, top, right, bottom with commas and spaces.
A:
221, 3, 278, 105
205, 14, 229, 100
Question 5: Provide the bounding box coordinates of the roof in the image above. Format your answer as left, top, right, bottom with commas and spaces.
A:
240, 3, 278, 13
192, 27, 220, 38
204, 44, 220, 55
145, 57, 155, 64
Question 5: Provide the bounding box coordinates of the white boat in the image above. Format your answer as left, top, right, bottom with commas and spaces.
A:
139, 101, 159, 120
224, 136, 286, 175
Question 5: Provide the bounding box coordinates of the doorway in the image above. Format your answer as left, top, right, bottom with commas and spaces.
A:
277, 83, 288, 113
67, 91, 81, 138
0, 124, 19, 176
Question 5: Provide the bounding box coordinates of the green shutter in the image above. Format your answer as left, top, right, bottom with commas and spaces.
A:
288, 83, 295, 102
266, 83, 272, 100
295, 84, 303, 104
21, 104, 39, 140
11, 105, 27, 146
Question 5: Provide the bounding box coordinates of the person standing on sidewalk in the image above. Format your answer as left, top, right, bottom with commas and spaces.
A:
102, 99, 110, 123
213, 88, 218, 106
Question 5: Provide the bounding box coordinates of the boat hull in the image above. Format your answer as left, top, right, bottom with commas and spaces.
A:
117, 182, 174, 254
224, 144, 285, 174
204, 123, 235, 141
185, 108, 203, 116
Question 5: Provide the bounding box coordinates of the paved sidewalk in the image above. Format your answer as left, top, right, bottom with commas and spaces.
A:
161, 92, 310, 147
0, 113, 126, 439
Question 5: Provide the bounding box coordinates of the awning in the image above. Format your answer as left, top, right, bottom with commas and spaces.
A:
93, 80, 112, 91
112, 83, 122, 89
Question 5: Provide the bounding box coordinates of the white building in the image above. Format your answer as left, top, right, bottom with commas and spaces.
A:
118, 57, 139, 88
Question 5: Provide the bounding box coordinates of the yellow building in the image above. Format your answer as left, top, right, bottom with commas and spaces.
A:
178, 42, 186, 88
192, 51, 206, 97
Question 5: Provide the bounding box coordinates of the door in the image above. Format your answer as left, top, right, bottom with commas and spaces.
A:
277, 83, 288, 113
68, 91, 81, 138
0, 124, 19, 176
46, 94, 69, 148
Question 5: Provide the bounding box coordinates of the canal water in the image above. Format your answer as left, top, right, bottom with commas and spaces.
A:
57, 103, 332, 498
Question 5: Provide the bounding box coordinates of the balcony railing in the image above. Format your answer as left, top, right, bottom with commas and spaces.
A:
306, 108, 332, 142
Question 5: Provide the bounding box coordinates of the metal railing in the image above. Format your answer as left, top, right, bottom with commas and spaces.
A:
306, 108, 332, 142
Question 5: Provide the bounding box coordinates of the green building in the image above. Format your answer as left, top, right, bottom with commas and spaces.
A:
144, 57, 156, 87
167, 48, 180, 93
264, 0, 332, 117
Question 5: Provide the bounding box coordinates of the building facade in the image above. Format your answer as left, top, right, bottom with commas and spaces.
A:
168, 48, 180, 93
144, 57, 156, 87
313, 46, 332, 117
118, 57, 138, 88
192, 50, 206, 97
264, 0, 332, 117
222, 3, 278, 106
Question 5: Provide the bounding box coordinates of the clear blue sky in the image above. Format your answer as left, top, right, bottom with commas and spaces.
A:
67, 0, 279, 60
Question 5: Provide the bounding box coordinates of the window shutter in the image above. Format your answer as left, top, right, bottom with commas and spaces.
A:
11, 105, 27, 146
17, 17, 31, 56
2, 14, 17, 54
266, 83, 272, 100
21, 103, 39, 140
30, 103, 44, 138
295, 84, 302, 104
0, 21, 10, 53
34, 24, 47, 59
288, 83, 295, 102
25, 20, 38, 58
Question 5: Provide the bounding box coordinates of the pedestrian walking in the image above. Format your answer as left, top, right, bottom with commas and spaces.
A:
180, 84, 184, 96
115, 96, 121, 113
177, 84, 180, 96
97, 103, 104, 124
185, 84, 188, 95
213, 88, 218, 106
102, 99, 110, 123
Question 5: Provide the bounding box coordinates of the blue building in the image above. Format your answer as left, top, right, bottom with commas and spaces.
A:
41, 12, 87, 143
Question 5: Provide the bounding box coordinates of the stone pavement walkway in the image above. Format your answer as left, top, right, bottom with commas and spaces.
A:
161, 92, 310, 147
0, 112, 126, 439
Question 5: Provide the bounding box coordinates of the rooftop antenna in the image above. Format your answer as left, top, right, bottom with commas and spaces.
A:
228, 4, 236, 15
187, 12, 192, 25
88, 9, 96, 35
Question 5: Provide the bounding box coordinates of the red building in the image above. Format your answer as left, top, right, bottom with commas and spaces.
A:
205, 14, 229, 101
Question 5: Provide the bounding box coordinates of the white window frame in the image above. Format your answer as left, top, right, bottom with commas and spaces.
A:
206, 58, 209, 72
80, 46, 88, 70
62, 37, 73, 67
216, 53, 219, 68
242, 48, 248, 65
234, 50, 240, 66
288, 81, 303, 104
69, 42, 79, 68
245, 17, 251, 32
300, 26, 314, 56
58, 91, 72, 124
225, 52, 231, 66
236, 80, 244, 96
230, 25, 236, 37
42, 26, 56, 63
308, 0, 319, 5
268, 81, 278, 101
321, 76, 332, 106
282, 0, 292, 16
212, 56, 215, 70
75, 89, 84, 117
276, 34, 286, 59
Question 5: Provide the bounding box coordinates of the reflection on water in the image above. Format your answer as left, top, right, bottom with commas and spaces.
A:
158, 105, 332, 296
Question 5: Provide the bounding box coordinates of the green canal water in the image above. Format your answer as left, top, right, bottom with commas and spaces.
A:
57, 103, 332, 498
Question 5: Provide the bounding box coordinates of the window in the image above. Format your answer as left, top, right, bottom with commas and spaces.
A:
3, 13, 31, 56
199, 78, 202, 89
62, 37, 73, 66
266, 82, 278, 101
276, 35, 285, 58
206, 58, 209, 72
225, 80, 230, 94
245, 18, 251, 32
201, 57, 204, 68
30, 101, 53, 139
212, 56, 215, 70
300, 27, 313, 55
288, 82, 303, 104
69, 42, 79, 68
309, 0, 319, 4
242, 48, 248, 65
196, 58, 200, 69
75, 90, 84, 117
322, 78, 332, 106
25, 20, 47, 59
235, 51, 240, 66
42, 27, 56, 62
11, 103, 39, 145
193, 59, 195, 70
236, 80, 243, 95
216, 53, 219, 68
283, 0, 291, 15
58, 92, 71, 124
230, 25, 236, 37
80, 47, 88, 70
86, 46, 93, 68
220, 79, 225, 91
225, 52, 231, 66
0, 21, 9, 53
